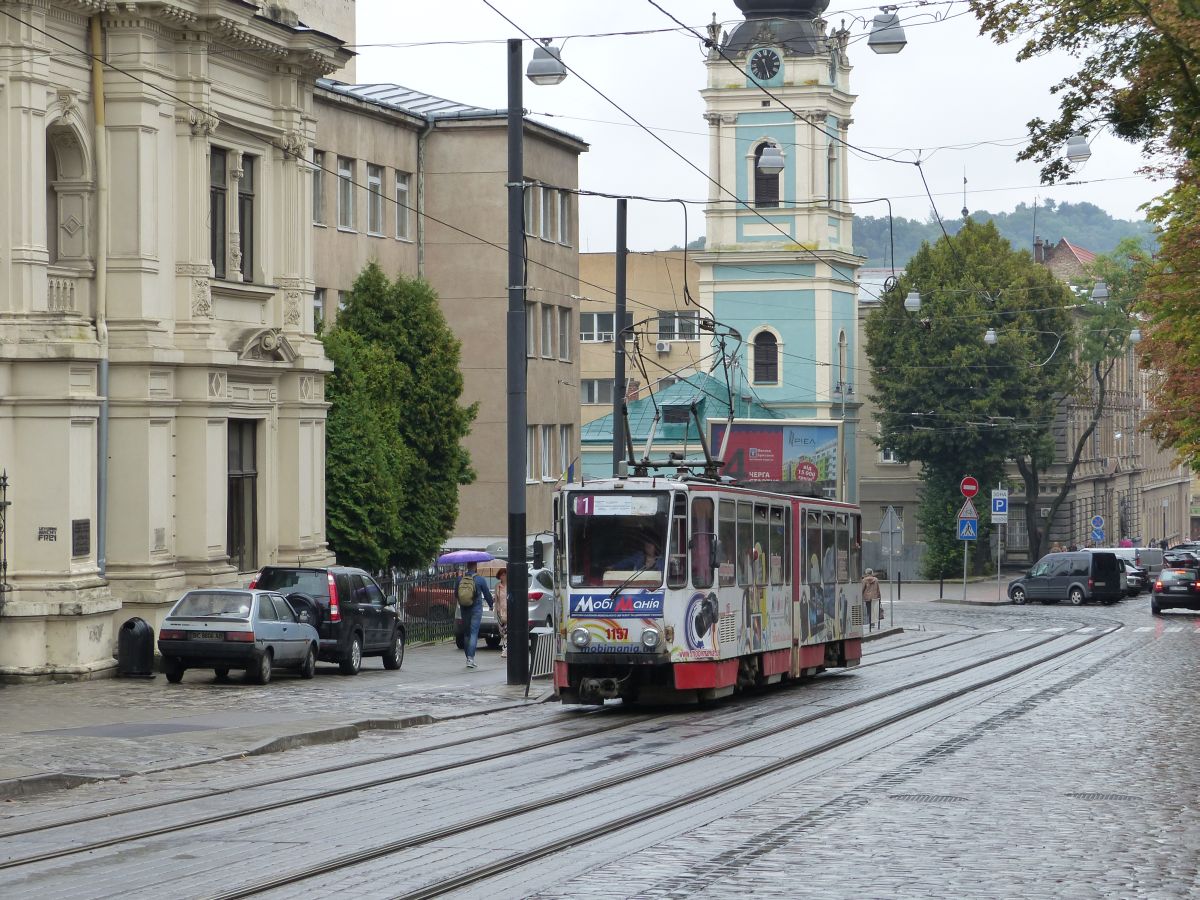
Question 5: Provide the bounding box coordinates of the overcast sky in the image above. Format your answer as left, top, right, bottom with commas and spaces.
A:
354, 1, 1162, 253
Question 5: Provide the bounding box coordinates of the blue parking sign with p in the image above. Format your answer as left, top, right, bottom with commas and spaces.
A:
958, 518, 978, 540
992, 496, 1007, 515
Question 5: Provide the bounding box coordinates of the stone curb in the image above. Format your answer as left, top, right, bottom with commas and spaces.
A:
0, 686, 557, 802
862, 626, 904, 642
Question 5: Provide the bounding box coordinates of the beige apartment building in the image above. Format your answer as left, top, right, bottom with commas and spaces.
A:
310, 81, 586, 546
577, 251, 705, 427
0, 1, 349, 679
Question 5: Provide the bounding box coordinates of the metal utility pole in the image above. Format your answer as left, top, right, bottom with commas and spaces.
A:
612, 199, 627, 474
505, 39, 529, 685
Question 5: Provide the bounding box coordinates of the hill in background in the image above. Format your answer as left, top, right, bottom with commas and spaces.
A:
853, 199, 1156, 268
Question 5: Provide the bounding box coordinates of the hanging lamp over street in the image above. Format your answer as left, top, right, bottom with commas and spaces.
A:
867, 7, 907, 54
526, 40, 567, 86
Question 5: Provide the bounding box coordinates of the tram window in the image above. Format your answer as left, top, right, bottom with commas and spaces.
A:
804, 511, 821, 591
668, 493, 688, 589
849, 516, 861, 582
769, 507, 785, 586
784, 507, 792, 585
836, 513, 850, 582
692, 497, 715, 589
821, 513, 836, 588
754, 504, 769, 586
737, 501, 753, 586
718, 500, 736, 587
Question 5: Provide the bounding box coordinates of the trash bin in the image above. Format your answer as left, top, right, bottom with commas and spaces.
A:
116, 616, 156, 678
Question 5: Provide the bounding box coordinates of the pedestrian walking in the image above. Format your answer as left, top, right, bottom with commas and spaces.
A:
861, 568, 882, 631
456, 562, 494, 669
494, 567, 509, 659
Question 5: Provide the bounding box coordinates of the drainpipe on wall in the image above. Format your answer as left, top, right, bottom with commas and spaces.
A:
415, 116, 435, 278
90, 16, 109, 577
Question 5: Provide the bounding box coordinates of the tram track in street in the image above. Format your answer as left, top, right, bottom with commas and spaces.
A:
0, 624, 1117, 896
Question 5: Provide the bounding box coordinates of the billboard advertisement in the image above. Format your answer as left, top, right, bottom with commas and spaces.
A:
710, 420, 839, 492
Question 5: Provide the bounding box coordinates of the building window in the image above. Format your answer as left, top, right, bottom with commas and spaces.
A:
754, 142, 780, 208
526, 425, 537, 481
827, 140, 838, 204
541, 305, 554, 357
524, 186, 536, 236
579, 311, 633, 342
210, 148, 227, 280
540, 186, 554, 240
366, 164, 384, 235
558, 308, 571, 361
395, 171, 411, 240
541, 424, 555, 480
227, 419, 258, 573
313, 288, 325, 330
880, 447, 901, 464
838, 330, 848, 387
337, 156, 355, 230
526, 302, 537, 358
338, 290, 350, 314
753, 331, 779, 384
659, 310, 700, 341
580, 378, 615, 405
558, 191, 570, 245
559, 424, 573, 476
312, 150, 326, 225
238, 155, 255, 282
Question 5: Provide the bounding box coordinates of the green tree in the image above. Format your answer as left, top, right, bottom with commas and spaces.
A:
969, 0, 1200, 468
865, 220, 1075, 573
324, 263, 477, 570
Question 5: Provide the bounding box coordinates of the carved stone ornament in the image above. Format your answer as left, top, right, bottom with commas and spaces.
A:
208, 371, 227, 399
186, 107, 220, 137
191, 277, 213, 318
283, 290, 302, 327
281, 130, 309, 162
238, 328, 298, 363
55, 89, 80, 120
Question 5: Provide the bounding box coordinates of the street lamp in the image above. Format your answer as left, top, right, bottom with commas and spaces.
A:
507, 37, 566, 686
903, 290, 921, 313
757, 143, 785, 175
867, 6, 907, 54
1090, 280, 1109, 304
984, 327, 1064, 367
1065, 133, 1092, 163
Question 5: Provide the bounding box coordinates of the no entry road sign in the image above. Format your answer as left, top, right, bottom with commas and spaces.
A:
960, 476, 979, 498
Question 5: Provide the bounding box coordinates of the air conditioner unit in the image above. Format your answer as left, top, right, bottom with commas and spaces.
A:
1040, 507, 1051, 518
655, 340, 671, 353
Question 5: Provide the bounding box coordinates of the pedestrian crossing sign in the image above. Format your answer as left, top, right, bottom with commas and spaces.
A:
958, 518, 978, 541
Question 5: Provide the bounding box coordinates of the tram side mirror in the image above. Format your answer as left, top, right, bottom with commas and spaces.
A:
532, 540, 545, 569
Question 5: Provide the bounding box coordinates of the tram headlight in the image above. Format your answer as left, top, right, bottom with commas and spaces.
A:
641, 627, 661, 649
570, 627, 591, 648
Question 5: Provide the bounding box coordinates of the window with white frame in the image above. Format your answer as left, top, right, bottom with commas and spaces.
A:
559, 424, 573, 476
580, 310, 633, 342
558, 308, 571, 360
541, 305, 554, 357
313, 288, 325, 330
558, 191, 570, 244
312, 150, 326, 225
752, 331, 779, 384
540, 186, 554, 240
880, 447, 901, 464
526, 425, 537, 481
366, 164, 384, 235
395, 171, 411, 240
658, 310, 700, 341
541, 425, 554, 479
580, 378, 615, 405
523, 186, 535, 236
526, 303, 537, 358
337, 156, 355, 230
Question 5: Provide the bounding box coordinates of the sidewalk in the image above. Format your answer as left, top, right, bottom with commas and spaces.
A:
0, 641, 551, 800
874, 578, 1016, 606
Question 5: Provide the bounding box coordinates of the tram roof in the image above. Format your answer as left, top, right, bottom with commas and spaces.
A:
563, 476, 859, 508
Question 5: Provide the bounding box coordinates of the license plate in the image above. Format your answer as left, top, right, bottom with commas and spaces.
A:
1170, 586, 1188, 592
191, 631, 224, 640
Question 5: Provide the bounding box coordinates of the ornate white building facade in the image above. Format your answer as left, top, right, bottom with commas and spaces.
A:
0, 0, 347, 680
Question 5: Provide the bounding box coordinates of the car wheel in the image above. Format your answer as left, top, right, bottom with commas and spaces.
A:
299, 644, 316, 679
250, 650, 273, 685
339, 634, 363, 675
485, 635, 502, 650
286, 592, 321, 628
1151, 600, 1162, 615
382, 628, 405, 670
1010, 586, 1027, 605
163, 658, 185, 684
214, 667, 230, 682
1068, 587, 1085, 606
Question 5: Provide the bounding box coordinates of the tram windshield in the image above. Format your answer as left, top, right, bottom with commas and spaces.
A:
566, 491, 670, 588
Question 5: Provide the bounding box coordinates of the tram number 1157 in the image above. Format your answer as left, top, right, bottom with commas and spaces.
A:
605, 626, 629, 641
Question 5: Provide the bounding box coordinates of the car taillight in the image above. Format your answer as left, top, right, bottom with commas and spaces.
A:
328, 572, 341, 622
226, 631, 256, 642
248, 571, 261, 589
528, 591, 544, 602
159, 629, 185, 640
1088, 578, 1094, 589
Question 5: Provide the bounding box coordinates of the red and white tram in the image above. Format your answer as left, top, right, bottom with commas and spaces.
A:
552, 474, 864, 705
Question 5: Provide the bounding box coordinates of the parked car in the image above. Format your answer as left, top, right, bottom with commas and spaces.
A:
157, 589, 319, 684
250, 566, 405, 675
1120, 559, 1146, 596
1086, 546, 1163, 579
1151, 567, 1200, 615
1008, 551, 1125, 605
1163, 550, 1200, 569
454, 566, 556, 650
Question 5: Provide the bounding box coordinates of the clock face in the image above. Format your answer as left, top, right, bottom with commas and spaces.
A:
750, 48, 781, 80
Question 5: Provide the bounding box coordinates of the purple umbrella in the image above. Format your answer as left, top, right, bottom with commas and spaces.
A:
436, 549, 494, 565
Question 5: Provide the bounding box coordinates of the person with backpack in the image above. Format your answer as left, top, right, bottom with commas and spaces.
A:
456, 562, 494, 669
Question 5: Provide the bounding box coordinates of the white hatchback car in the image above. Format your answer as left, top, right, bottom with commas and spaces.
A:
454, 567, 555, 649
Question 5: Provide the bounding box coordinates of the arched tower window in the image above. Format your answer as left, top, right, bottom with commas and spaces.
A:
827, 140, 838, 206
753, 330, 779, 384
754, 142, 780, 208
837, 330, 848, 388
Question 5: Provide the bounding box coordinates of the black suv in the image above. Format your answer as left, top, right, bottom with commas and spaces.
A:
251, 566, 404, 675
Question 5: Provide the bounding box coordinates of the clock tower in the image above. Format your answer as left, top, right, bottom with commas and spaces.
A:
697, 0, 861, 500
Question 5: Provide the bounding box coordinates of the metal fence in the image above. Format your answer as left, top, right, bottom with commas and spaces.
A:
375, 570, 458, 646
